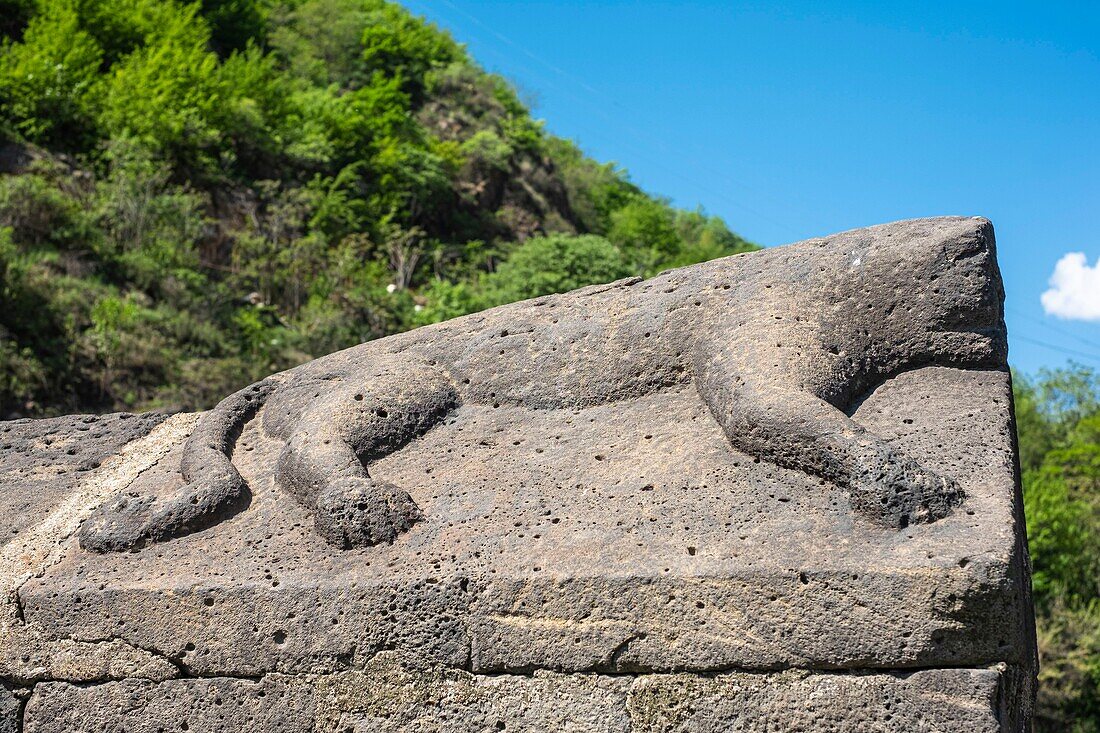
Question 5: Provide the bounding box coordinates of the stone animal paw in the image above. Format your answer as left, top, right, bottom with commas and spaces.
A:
847, 446, 965, 529
313, 478, 422, 549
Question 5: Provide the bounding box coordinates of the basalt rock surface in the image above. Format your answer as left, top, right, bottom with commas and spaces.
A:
1, 218, 1036, 731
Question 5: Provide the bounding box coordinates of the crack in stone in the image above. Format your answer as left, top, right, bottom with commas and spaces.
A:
1, 416, 196, 689
61, 634, 187, 679
1, 414, 197, 631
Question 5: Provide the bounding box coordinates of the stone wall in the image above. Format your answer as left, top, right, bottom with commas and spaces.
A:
25, 659, 1018, 732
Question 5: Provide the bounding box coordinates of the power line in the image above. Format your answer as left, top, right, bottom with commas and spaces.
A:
1011, 333, 1100, 364
1006, 306, 1100, 354
434, 0, 605, 98
407, 0, 800, 240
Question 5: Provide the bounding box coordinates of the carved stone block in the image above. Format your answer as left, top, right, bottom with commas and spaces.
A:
1, 218, 1037, 730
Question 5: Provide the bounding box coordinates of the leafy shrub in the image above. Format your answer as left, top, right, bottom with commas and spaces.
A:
485, 234, 631, 303
608, 197, 681, 275
0, 164, 93, 248
1017, 366, 1100, 731
0, 3, 103, 148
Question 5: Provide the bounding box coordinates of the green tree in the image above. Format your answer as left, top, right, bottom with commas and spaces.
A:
484, 234, 631, 303
98, 7, 225, 173
359, 0, 459, 100
93, 139, 207, 293
0, 3, 103, 148
671, 208, 756, 266
1015, 366, 1100, 732
199, 0, 267, 56
269, 0, 376, 88
607, 197, 681, 275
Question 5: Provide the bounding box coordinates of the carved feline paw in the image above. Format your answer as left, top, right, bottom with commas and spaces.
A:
313, 478, 422, 549
847, 445, 965, 529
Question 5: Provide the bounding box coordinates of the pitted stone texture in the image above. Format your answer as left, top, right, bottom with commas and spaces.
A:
24, 676, 314, 733
80, 218, 1006, 551
0, 630, 179, 686
0, 682, 19, 733
3, 218, 1036, 730
314, 654, 632, 732
0, 412, 166, 547
21, 664, 631, 733
20, 662, 1017, 732
21, 367, 1030, 682
1, 416, 192, 685
629, 667, 1007, 732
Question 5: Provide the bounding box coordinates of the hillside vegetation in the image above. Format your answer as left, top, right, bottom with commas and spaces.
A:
1015, 365, 1100, 732
0, 0, 754, 417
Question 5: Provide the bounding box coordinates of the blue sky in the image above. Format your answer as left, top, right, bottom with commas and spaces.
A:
400, 0, 1100, 374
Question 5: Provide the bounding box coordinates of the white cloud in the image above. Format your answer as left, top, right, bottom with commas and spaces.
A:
1041, 252, 1100, 321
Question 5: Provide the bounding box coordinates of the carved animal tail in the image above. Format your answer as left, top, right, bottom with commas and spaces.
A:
79, 378, 279, 553
175, 377, 281, 522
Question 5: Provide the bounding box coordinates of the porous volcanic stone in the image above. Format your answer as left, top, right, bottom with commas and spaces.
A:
25, 676, 315, 733
0, 681, 19, 733
21, 656, 1021, 732
79, 217, 1009, 555
1, 218, 1037, 731
627, 666, 1014, 732
17, 368, 1031, 678
0, 412, 166, 547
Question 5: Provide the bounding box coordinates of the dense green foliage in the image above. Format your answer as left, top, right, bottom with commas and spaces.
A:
1016, 365, 1100, 732
0, 0, 754, 417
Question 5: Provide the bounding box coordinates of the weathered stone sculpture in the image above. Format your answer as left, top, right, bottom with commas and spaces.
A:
81, 217, 999, 551
1, 217, 1036, 731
